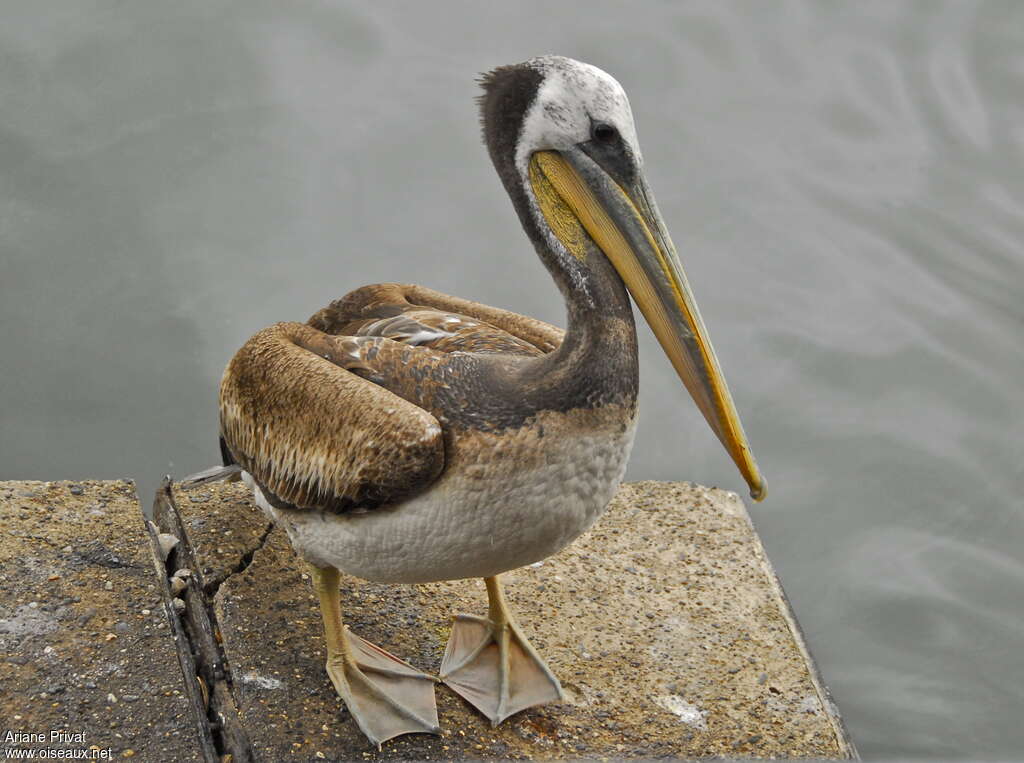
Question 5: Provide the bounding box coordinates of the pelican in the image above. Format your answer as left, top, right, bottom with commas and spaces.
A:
203, 56, 765, 746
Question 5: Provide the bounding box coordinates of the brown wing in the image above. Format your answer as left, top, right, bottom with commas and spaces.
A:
307, 283, 565, 354
221, 284, 564, 514
219, 322, 445, 513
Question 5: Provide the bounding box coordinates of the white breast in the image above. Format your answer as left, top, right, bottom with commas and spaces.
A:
248, 408, 637, 583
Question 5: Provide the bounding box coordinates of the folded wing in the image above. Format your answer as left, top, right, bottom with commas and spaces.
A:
219, 284, 565, 513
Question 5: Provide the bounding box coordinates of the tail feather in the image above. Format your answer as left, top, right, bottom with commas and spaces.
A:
180, 464, 243, 490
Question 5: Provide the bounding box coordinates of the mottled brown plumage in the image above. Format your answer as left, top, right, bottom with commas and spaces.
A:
219, 283, 567, 515
308, 283, 563, 353
206, 57, 765, 747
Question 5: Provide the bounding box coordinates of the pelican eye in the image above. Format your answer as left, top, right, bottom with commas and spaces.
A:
592, 122, 618, 143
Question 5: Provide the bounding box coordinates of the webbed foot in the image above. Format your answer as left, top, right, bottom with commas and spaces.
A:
440, 576, 562, 725
326, 629, 439, 747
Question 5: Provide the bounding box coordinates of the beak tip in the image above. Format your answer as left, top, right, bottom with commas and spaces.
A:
749, 478, 767, 503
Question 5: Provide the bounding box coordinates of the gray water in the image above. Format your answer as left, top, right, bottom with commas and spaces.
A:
2, 2, 1022, 758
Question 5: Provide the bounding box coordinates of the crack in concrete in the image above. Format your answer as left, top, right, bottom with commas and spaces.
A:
149, 479, 254, 763
203, 520, 274, 599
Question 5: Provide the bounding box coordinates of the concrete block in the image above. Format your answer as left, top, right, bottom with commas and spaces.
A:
0, 480, 206, 761
168, 479, 856, 760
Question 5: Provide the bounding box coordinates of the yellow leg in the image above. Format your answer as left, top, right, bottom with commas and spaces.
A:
311, 566, 439, 747
440, 574, 563, 725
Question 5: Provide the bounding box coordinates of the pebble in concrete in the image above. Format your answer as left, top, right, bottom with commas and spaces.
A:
0, 480, 204, 761
172, 480, 856, 760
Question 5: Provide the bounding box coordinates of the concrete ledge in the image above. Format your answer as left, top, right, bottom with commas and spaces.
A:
1, 478, 856, 760
167, 480, 857, 760
0, 480, 205, 761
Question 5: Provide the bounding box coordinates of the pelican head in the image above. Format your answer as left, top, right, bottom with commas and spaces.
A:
480, 56, 765, 501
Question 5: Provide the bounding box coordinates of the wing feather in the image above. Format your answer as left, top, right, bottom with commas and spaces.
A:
221, 283, 565, 514
308, 283, 565, 354
219, 321, 444, 513
403, 284, 565, 352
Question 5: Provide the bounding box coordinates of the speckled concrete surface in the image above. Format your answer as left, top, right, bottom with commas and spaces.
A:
175, 480, 855, 760
0, 480, 203, 761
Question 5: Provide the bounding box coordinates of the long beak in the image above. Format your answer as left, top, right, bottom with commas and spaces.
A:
530, 148, 766, 501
